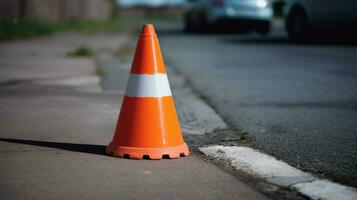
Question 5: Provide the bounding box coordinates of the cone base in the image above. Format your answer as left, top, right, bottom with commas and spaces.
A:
106, 143, 189, 160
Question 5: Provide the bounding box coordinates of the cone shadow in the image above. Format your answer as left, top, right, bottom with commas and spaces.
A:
0, 138, 106, 156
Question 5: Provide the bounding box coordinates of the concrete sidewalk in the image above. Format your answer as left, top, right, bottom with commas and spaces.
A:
0, 33, 268, 200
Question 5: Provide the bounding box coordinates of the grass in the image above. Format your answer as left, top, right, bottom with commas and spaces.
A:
57, 18, 124, 33
0, 9, 182, 41
0, 18, 55, 41
0, 17, 124, 41
66, 45, 93, 57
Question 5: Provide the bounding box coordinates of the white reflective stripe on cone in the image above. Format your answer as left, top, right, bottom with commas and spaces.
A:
125, 73, 172, 97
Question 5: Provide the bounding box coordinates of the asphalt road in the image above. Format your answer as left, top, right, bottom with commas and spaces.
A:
157, 21, 357, 187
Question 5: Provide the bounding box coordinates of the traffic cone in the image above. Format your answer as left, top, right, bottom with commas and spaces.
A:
106, 24, 189, 160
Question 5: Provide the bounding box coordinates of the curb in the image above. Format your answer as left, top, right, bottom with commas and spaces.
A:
200, 145, 357, 200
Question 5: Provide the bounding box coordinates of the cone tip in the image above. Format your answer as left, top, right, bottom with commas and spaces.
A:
141, 24, 156, 35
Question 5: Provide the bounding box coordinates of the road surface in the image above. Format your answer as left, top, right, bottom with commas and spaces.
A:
158, 21, 357, 187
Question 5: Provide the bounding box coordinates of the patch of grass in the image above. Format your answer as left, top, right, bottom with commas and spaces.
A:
0, 9, 181, 41
66, 45, 93, 57
0, 17, 125, 41
57, 18, 124, 33
0, 18, 55, 41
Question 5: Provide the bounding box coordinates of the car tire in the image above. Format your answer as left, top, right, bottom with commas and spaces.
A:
184, 13, 195, 32
196, 13, 209, 33
184, 12, 207, 33
286, 8, 310, 42
256, 21, 271, 35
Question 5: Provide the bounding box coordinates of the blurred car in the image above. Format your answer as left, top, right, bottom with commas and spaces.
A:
184, 0, 273, 34
284, 0, 357, 41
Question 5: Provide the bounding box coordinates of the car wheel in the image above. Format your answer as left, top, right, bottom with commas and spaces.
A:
286, 8, 310, 42
196, 13, 209, 32
184, 12, 206, 33
256, 21, 271, 35
184, 13, 195, 32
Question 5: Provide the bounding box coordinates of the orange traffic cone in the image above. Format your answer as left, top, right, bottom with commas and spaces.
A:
106, 24, 189, 160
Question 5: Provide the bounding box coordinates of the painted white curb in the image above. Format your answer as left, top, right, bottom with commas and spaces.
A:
199, 145, 357, 200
